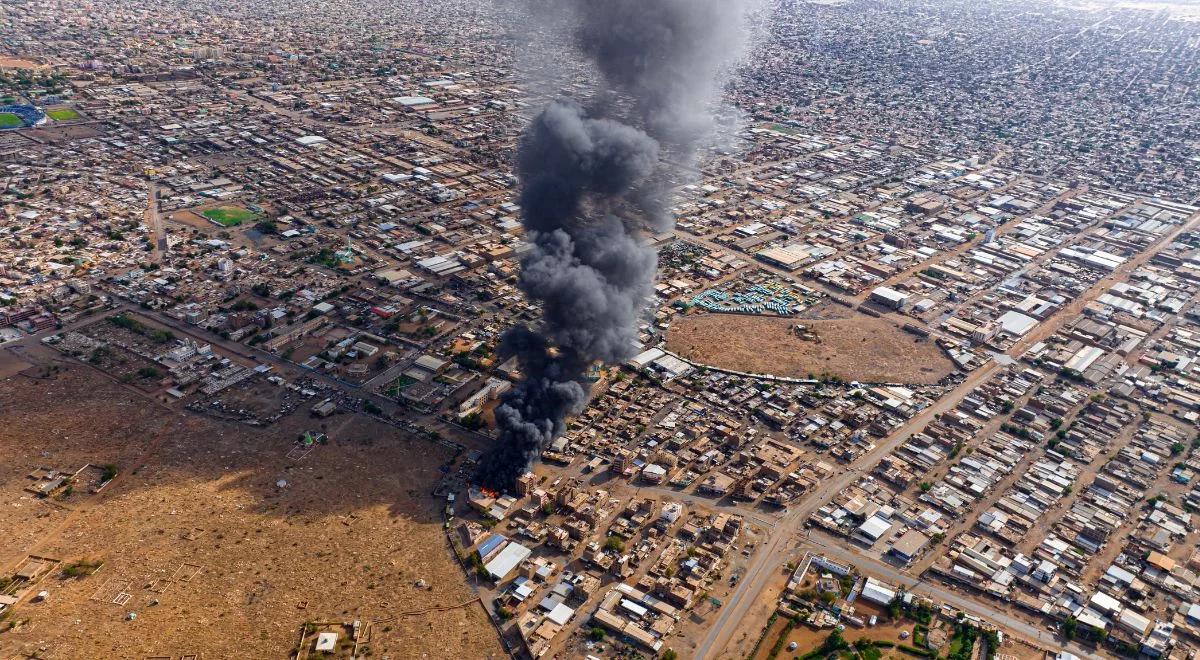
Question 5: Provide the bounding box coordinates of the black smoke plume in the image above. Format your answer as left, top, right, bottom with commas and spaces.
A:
475, 1, 753, 491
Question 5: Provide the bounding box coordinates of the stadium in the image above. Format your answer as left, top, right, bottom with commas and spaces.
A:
0, 104, 47, 130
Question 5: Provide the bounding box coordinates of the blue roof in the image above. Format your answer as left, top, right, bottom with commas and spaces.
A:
476, 533, 505, 558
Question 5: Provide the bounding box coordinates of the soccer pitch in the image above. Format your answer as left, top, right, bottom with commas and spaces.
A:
202, 206, 258, 227
47, 108, 80, 121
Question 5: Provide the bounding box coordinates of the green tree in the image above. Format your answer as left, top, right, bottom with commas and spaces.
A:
1062, 616, 1078, 640
887, 595, 903, 620
821, 629, 848, 654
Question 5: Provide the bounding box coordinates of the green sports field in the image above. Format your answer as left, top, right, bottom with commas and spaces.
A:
201, 206, 259, 227
47, 108, 80, 121
0, 113, 22, 128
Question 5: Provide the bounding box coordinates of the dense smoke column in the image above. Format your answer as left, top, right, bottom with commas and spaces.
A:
575, 0, 752, 155
473, 101, 660, 490
475, 1, 754, 491
478, 327, 590, 490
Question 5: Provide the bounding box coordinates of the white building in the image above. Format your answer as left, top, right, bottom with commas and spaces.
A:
860, 577, 898, 606
485, 541, 533, 581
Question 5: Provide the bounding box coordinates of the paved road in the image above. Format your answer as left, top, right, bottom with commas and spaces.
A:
144, 182, 166, 263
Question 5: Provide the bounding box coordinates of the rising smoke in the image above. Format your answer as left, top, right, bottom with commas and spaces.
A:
474, 0, 755, 491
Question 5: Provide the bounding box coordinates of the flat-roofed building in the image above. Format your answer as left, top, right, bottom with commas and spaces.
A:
870, 286, 909, 310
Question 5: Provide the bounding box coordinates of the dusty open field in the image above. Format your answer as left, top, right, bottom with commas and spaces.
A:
0, 353, 502, 659
666, 312, 955, 384
0, 57, 46, 70
25, 122, 106, 144
166, 208, 224, 233
0, 349, 31, 379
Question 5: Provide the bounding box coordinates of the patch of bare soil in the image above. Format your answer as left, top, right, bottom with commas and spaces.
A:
666, 312, 954, 384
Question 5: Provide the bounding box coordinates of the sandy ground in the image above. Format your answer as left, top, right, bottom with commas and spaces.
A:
166, 208, 224, 233
666, 312, 955, 384
26, 123, 106, 145
0, 349, 32, 379
0, 356, 503, 659
719, 566, 795, 660
0, 57, 45, 69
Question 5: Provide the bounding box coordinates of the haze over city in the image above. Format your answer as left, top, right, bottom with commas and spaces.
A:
0, 0, 1199, 658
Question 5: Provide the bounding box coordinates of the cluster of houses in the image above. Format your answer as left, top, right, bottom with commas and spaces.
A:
456, 473, 746, 657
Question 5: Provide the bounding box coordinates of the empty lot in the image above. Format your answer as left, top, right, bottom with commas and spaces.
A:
666, 312, 955, 384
